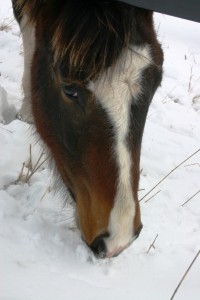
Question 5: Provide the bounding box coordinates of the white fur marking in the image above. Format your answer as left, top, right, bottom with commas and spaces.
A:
18, 15, 35, 123
88, 45, 151, 255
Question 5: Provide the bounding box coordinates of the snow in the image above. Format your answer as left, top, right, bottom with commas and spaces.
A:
0, 1, 200, 299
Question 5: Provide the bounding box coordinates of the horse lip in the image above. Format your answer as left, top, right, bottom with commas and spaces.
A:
106, 242, 132, 258
105, 225, 143, 258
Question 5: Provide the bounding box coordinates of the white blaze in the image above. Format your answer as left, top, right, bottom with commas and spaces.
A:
88, 45, 151, 255
18, 15, 35, 123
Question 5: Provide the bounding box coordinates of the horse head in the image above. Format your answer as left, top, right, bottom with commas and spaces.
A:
13, 0, 163, 258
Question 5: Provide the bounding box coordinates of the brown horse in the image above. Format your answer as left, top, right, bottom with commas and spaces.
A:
12, 0, 163, 258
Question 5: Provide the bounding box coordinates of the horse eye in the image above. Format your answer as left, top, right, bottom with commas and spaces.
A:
62, 85, 78, 99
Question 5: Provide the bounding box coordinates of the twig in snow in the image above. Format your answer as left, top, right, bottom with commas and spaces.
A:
0, 126, 13, 133
29, 144, 33, 171
184, 163, 200, 168
40, 186, 51, 202
170, 249, 200, 300
25, 156, 47, 183
145, 190, 161, 203
182, 190, 200, 207
188, 66, 193, 93
16, 147, 47, 184
15, 162, 26, 183
0, 17, 12, 31
139, 148, 200, 202
25, 149, 47, 183
147, 234, 159, 254
24, 144, 33, 182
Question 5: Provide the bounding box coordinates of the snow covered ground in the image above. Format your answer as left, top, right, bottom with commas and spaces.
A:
0, 1, 200, 300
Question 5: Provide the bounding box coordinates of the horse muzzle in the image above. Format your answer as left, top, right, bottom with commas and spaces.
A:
89, 224, 143, 258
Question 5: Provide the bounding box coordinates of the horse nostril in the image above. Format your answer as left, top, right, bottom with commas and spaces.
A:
135, 224, 143, 239
90, 235, 107, 258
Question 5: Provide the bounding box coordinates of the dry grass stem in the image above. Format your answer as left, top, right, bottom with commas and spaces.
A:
29, 144, 33, 171
140, 148, 200, 202
147, 234, 159, 254
16, 146, 47, 184
145, 190, 161, 203
188, 66, 193, 93
170, 249, 200, 300
182, 190, 200, 207
184, 163, 200, 168
0, 126, 13, 133
25, 152, 47, 183
0, 18, 12, 31
40, 186, 51, 202
0, 23, 11, 31
24, 144, 33, 182
16, 162, 26, 183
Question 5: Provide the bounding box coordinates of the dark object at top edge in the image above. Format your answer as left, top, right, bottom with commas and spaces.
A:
120, 0, 200, 23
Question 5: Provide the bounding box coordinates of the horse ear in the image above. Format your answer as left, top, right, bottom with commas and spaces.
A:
14, 0, 46, 23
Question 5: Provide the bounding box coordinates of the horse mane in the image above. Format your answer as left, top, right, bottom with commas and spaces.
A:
15, 0, 153, 82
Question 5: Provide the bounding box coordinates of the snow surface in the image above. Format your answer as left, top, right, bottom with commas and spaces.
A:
0, 1, 200, 300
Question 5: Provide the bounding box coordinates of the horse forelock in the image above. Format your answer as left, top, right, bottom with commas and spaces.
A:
16, 0, 155, 82
51, 1, 138, 82
15, 0, 44, 22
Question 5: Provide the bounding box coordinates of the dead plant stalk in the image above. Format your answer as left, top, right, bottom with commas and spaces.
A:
140, 148, 200, 202
182, 190, 200, 206
170, 249, 200, 300
145, 190, 161, 203
147, 234, 159, 254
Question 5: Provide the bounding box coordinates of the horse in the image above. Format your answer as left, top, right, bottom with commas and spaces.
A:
12, 0, 163, 258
